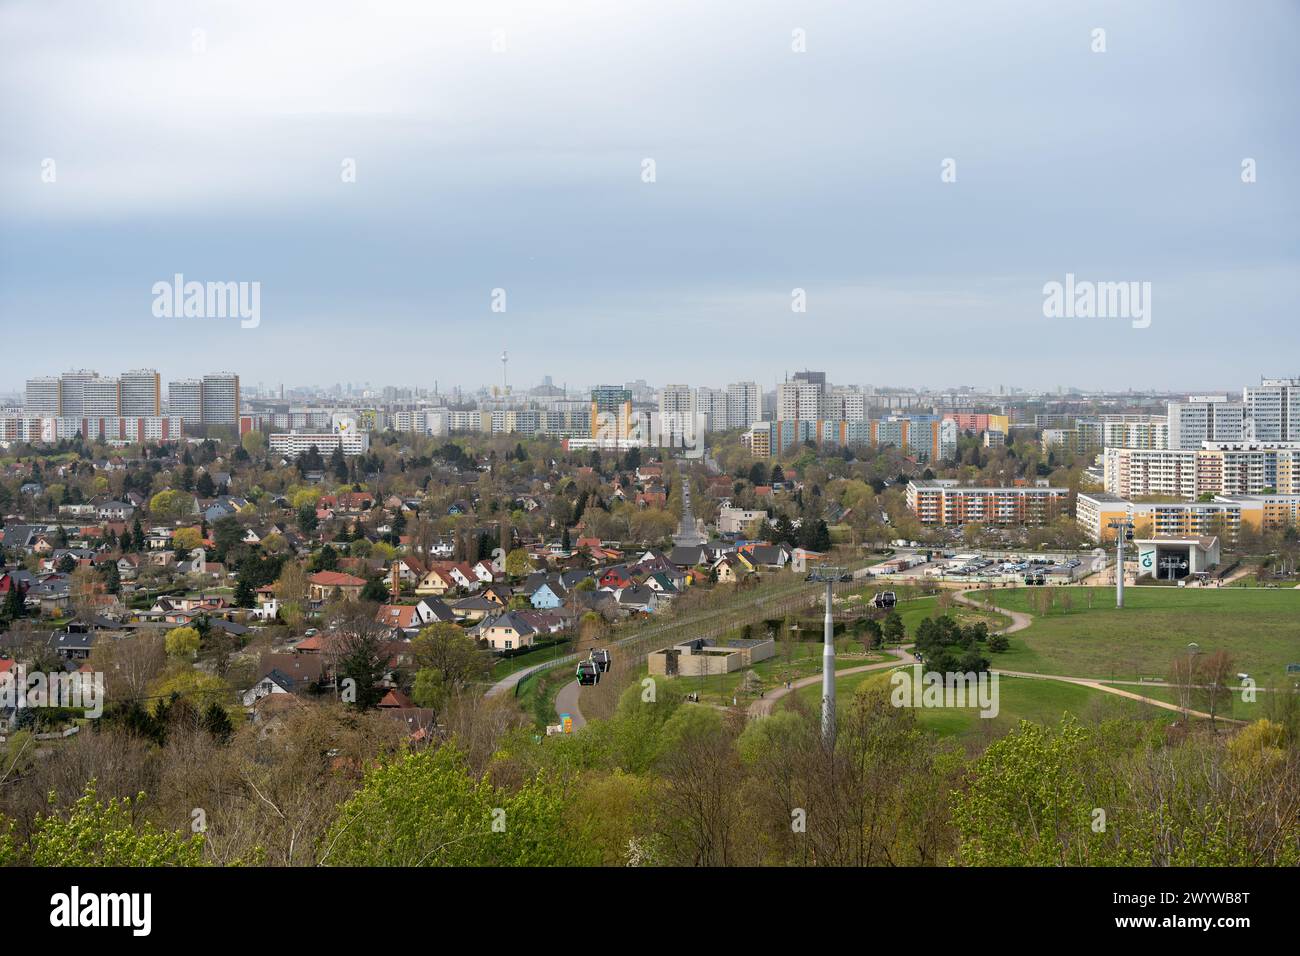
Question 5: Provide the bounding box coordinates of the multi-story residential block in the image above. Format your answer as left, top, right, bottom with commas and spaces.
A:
906, 480, 1069, 526
82, 377, 121, 418
120, 369, 162, 417
697, 387, 729, 432
829, 386, 867, 422
1168, 396, 1245, 449
167, 379, 203, 426
1243, 377, 1300, 442
24, 377, 61, 415
871, 416, 957, 463
0, 415, 182, 444
1101, 416, 1168, 450
590, 385, 634, 440
776, 381, 824, 422
55, 370, 99, 418
1103, 443, 1300, 499
201, 373, 241, 426
726, 381, 760, 429
166, 374, 240, 430
1077, 490, 1300, 542
269, 429, 370, 458
658, 384, 695, 445
944, 412, 1011, 435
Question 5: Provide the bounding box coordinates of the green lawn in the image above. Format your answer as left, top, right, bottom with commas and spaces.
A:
989, 587, 1300, 686
787, 667, 1174, 740
648, 647, 890, 708
489, 639, 574, 680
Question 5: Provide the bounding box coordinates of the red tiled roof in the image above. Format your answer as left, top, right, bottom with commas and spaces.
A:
309, 570, 366, 587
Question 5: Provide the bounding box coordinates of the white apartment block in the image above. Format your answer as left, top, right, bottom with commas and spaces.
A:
658, 384, 696, 445
200, 373, 240, 426
0, 415, 182, 444
54, 370, 98, 418
726, 381, 761, 429
776, 381, 824, 422
697, 387, 729, 432
1104, 443, 1300, 499
167, 379, 203, 425
24, 377, 61, 415
82, 377, 121, 418
120, 369, 162, 417
829, 386, 867, 422
1167, 396, 1246, 450
269, 430, 370, 458
1243, 378, 1300, 442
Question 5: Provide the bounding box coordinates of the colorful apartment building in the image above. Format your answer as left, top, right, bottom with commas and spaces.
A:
1103, 443, 1300, 499
943, 412, 1010, 435
1077, 490, 1300, 542
906, 480, 1069, 526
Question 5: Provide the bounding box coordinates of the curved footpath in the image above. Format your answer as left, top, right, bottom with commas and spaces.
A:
954, 589, 1243, 724
746, 647, 916, 718
553, 675, 587, 730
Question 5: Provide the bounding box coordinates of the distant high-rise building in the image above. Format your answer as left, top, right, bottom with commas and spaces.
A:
829, 385, 867, 422
168, 379, 203, 426
696, 387, 730, 432
120, 369, 162, 417
658, 384, 696, 445
777, 380, 824, 422
200, 373, 241, 426
55, 370, 99, 418
82, 377, 121, 418
726, 381, 761, 430
590, 385, 633, 440
1244, 378, 1300, 442
1168, 396, 1245, 450
24, 376, 61, 415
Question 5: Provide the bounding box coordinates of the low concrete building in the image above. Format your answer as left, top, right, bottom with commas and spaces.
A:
1134, 536, 1221, 581
648, 636, 775, 678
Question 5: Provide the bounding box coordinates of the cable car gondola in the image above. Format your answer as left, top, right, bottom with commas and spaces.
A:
576, 659, 601, 685
590, 649, 611, 672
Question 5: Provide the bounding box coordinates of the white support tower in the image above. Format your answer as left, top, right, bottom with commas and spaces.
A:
808, 566, 846, 746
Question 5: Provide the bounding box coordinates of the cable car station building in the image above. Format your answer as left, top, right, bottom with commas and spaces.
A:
1134, 535, 1222, 582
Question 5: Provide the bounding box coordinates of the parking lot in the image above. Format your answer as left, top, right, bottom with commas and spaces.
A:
875, 549, 1101, 585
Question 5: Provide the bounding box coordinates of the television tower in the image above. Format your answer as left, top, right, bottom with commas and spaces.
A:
501, 350, 509, 395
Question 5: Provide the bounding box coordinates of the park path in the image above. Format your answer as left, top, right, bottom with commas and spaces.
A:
746, 647, 916, 718
992, 669, 1244, 724
484, 653, 576, 699
953, 588, 1244, 724
952, 589, 1032, 633
553, 677, 586, 730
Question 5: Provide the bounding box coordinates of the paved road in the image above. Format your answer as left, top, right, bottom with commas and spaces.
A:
553, 678, 586, 729
671, 459, 706, 547
747, 647, 916, 718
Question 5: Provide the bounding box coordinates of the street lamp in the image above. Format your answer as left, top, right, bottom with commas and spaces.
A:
806, 565, 846, 747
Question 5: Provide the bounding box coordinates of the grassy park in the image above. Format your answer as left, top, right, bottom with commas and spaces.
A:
789, 667, 1180, 742
986, 586, 1300, 685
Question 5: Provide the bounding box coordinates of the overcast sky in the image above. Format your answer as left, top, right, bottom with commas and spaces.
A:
1, 0, 1297, 396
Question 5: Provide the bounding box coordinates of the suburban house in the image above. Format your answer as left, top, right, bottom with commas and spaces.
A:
308, 570, 367, 603
480, 611, 538, 651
